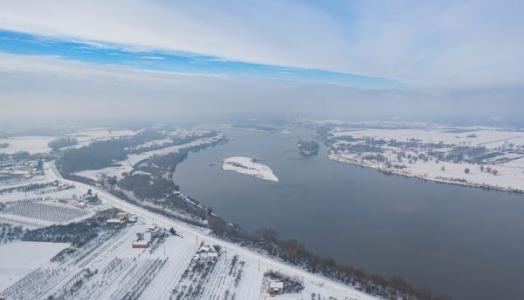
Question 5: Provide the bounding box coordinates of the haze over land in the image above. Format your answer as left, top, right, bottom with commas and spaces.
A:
1, 1, 524, 300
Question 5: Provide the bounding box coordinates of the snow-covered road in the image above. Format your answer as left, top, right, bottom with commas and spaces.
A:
45, 161, 376, 299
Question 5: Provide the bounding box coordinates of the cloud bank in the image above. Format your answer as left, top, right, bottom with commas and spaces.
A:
0, 0, 523, 89
0, 1, 523, 126
1, 53, 522, 126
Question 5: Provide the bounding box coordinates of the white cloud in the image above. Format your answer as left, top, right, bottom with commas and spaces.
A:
0, 1, 348, 72
1, 53, 522, 125
0, 0, 523, 89
346, 1, 524, 89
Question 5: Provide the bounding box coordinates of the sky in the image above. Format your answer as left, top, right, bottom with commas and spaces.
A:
1, 0, 523, 124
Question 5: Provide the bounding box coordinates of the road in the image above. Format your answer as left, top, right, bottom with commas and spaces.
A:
45, 161, 376, 299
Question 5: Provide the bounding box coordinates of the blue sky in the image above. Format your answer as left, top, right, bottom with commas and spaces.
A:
0, 1, 522, 123
0, 29, 399, 89
0, 1, 523, 89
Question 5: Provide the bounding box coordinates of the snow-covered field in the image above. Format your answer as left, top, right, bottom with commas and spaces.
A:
0, 128, 138, 155
75, 133, 225, 181
328, 126, 524, 193
0, 201, 90, 227
332, 127, 524, 148
223, 156, 279, 182
0, 136, 55, 154
66, 128, 137, 147
0, 241, 69, 290
0, 173, 99, 228
0, 126, 378, 299
16, 162, 374, 300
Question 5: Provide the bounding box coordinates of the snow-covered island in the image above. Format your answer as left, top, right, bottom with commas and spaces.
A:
222, 156, 279, 182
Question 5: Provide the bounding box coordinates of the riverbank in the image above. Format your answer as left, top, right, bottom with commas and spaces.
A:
174, 126, 524, 300
328, 151, 524, 194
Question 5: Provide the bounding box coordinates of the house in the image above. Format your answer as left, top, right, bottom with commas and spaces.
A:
198, 245, 211, 253
116, 212, 129, 221
132, 240, 149, 248
152, 227, 167, 238
106, 218, 124, 224
269, 280, 284, 295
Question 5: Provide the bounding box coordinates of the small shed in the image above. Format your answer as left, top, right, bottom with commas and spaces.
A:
269, 280, 284, 295
116, 212, 129, 220
132, 240, 149, 248
106, 218, 124, 224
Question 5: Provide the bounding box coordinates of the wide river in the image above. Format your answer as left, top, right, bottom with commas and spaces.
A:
175, 127, 524, 300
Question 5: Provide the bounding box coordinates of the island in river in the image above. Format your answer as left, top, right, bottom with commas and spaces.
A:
175, 125, 524, 300
222, 156, 278, 182
297, 139, 320, 157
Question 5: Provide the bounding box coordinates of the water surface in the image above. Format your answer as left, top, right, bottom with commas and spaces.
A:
175, 127, 524, 300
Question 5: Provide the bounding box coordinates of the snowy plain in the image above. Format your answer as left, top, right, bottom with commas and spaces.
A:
329, 127, 524, 193
75, 133, 224, 181
0, 127, 375, 299
38, 162, 374, 300
0, 129, 138, 155
0, 241, 69, 290
0, 136, 55, 154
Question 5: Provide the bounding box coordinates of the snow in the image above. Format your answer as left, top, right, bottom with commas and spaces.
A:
0, 173, 98, 229
223, 156, 279, 182
74, 153, 145, 180
0, 181, 76, 204
330, 152, 524, 191
75, 133, 224, 181
168, 129, 212, 138
0, 136, 55, 154
332, 128, 524, 149
67, 128, 137, 145
0, 129, 136, 154
133, 138, 172, 150
0, 241, 69, 290
328, 127, 524, 193
39, 162, 375, 300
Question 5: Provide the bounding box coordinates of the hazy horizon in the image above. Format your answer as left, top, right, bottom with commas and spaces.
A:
1, 1, 523, 125
2, 3, 524, 299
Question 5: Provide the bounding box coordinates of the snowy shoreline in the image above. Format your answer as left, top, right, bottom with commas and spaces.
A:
323, 126, 524, 195
329, 153, 524, 194
43, 162, 372, 300
75, 133, 225, 181
222, 156, 278, 182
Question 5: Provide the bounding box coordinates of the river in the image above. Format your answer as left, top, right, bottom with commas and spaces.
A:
175, 127, 524, 300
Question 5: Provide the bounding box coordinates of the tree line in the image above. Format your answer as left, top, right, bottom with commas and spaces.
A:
57, 129, 166, 174
208, 216, 451, 300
